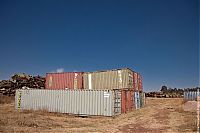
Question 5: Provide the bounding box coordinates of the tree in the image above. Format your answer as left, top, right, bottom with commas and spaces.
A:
160, 86, 167, 93
168, 87, 173, 93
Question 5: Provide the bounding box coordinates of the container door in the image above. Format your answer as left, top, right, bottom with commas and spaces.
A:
131, 91, 135, 109
143, 92, 146, 106
114, 90, 121, 115
133, 73, 138, 91
134, 91, 140, 109
121, 90, 126, 113
126, 90, 129, 111
126, 90, 132, 111
139, 92, 142, 107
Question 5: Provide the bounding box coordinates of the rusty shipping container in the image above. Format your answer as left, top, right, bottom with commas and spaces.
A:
83, 68, 134, 90
133, 72, 143, 92
133, 72, 138, 91
15, 89, 122, 116
121, 90, 135, 113
45, 72, 83, 89
138, 73, 143, 92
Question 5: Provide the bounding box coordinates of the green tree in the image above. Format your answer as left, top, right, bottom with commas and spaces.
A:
160, 86, 168, 93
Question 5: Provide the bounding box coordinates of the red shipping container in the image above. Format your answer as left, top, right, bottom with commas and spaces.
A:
133, 72, 138, 91
126, 91, 131, 111
127, 90, 135, 111
121, 90, 135, 113
121, 90, 127, 113
138, 74, 143, 92
45, 72, 83, 89
133, 72, 143, 92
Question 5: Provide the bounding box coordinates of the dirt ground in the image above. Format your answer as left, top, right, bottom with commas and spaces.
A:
0, 96, 197, 133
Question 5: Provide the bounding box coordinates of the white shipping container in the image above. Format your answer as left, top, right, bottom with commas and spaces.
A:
134, 91, 140, 109
15, 89, 122, 116
184, 91, 199, 101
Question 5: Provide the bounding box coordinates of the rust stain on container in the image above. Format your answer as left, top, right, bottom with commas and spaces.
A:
45, 72, 83, 89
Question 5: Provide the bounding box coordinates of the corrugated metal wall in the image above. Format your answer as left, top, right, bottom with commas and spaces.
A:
15, 89, 121, 116
184, 91, 200, 101
139, 92, 145, 107
83, 68, 134, 90
138, 74, 143, 92
133, 72, 143, 92
134, 91, 140, 109
133, 72, 138, 91
121, 90, 135, 113
45, 72, 83, 90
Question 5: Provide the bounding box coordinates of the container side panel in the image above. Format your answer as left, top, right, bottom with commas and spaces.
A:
45, 73, 83, 89
83, 68, 135, 90
16, 89, 116, 116
121, 90, 126, 113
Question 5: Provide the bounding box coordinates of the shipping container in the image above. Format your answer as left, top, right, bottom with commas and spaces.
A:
121, 90, 126, 113
15, 89, 121, 116
133, 72, 138, 91
138, 74, 143, 92
133, 72, 143, 92
121, 90, 135, 113
139, 92, 145, 107
142, 92, 146, 106
184, 91, 200, 101
45, 72, 83, 90
83, 68, 134, 90
135, 91, 140, 109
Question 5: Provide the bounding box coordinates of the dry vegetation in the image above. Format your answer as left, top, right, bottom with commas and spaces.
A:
0, 95, 197, 133
0, 94, 14, 104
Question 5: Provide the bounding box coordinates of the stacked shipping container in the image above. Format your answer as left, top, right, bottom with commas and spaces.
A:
138, 74, 143, 92
17, 68, 144, 116
45, 68, 143, 92
121, 90, 135, 113
15, 89, 144, 116
45, 72, 83, 90
133, 72, 143, 92
83, 68, 134, 90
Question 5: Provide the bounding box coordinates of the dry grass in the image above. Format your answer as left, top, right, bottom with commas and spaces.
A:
0, 94, 14, 104
0, 97, 197, 133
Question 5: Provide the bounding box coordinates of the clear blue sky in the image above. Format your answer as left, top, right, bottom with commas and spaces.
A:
0, 0, 199, 91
